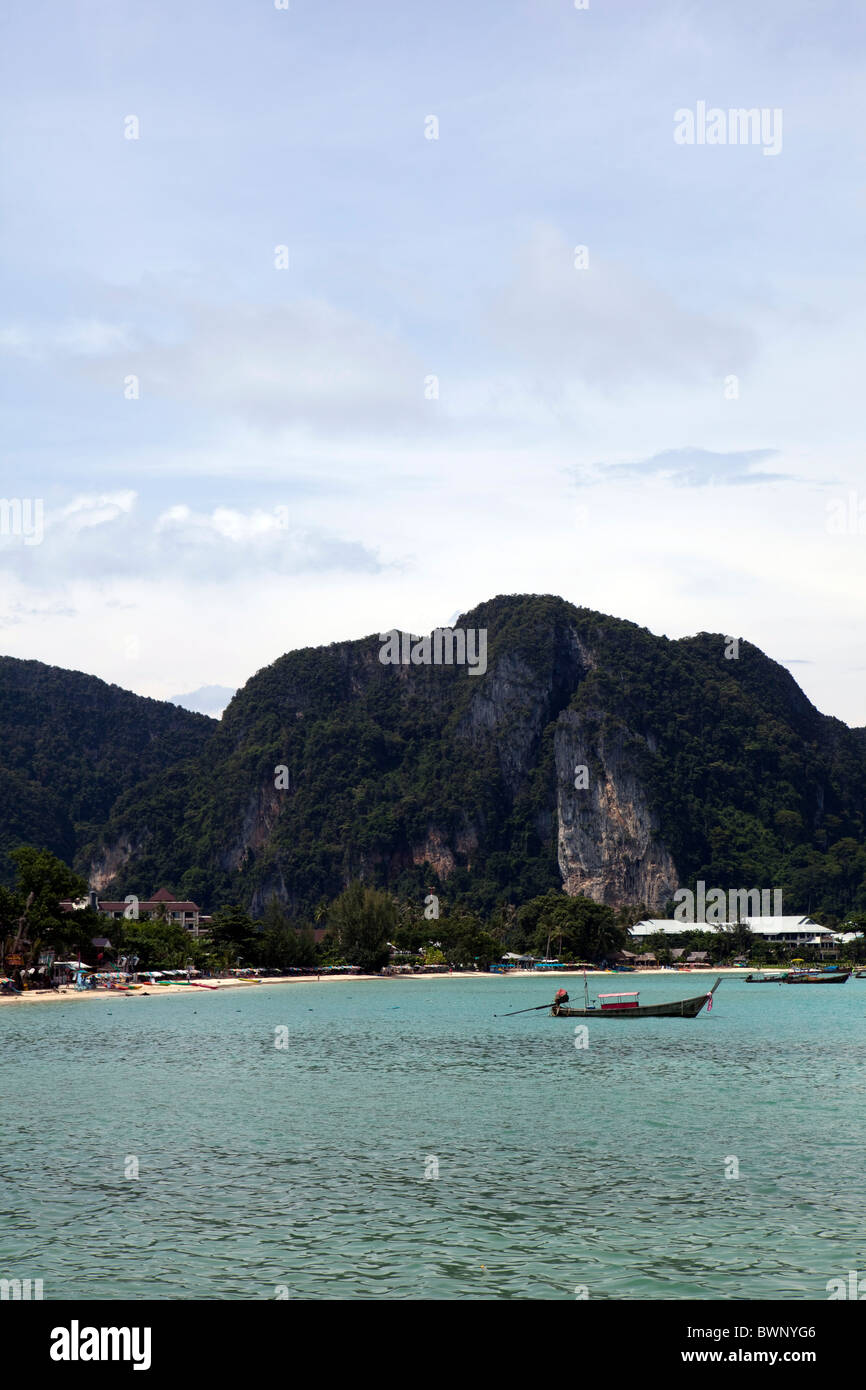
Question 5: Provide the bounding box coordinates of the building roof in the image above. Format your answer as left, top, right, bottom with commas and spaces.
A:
631, 916, 833, 938
99, 899, 200, 912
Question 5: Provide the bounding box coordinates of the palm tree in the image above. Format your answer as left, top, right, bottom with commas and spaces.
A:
11, 890, 35, 955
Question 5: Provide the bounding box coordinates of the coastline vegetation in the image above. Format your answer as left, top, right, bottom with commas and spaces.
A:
84, 597, 866, 926
2, 845, 863, 980
5, 599, 866, 937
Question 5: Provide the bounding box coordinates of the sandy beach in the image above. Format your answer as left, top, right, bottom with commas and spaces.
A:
0, 973, 379, 1004
0, 964, 757, 1005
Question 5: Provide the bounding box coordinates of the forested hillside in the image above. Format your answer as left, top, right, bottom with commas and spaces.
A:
67, 595, 866, 924
0, 656, 213, 879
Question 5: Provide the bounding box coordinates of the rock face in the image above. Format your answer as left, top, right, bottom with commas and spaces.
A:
454, 639, 678, 907
411, 830, 456, 878
554, 714, 678, 907
6, 592, 864, 918
82, 593, 866, 915
224, 784, 284, 873
89, 837, 139, 892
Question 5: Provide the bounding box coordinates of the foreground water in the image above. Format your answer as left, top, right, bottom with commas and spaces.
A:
2, 973, 865, 1300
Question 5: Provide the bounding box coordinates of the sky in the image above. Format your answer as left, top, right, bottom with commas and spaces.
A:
1, 1, 865, 723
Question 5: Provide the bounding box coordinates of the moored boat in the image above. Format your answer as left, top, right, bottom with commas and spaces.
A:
784, 969, 850, 984
550, 977, 721, 1019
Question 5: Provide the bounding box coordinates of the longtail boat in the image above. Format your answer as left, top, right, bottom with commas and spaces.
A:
744, 973, 785, 983
855, 970, 866, 979
550, 977, 721, 1019
783, 969, 850, 984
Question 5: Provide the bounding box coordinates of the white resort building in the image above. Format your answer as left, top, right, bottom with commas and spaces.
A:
630, 916, 835, 949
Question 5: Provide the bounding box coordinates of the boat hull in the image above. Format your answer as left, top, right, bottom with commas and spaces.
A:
551, 990, 717, 1019
784, 972, 850, 984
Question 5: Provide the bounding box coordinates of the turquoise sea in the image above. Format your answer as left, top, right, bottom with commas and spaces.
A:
2, 972, 865, 1301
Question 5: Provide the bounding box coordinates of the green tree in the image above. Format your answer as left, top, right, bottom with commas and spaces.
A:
0, 846, 96, 966
257, 923, 300, 970
208, 904, 257, 962
615, 902, 649, 930
719, 920, 754, 958
115, 918, 199, 970
328, 881, 395, 973
467, 929, 501, 970
252, 895, 319, 971
519, 891, 625, 962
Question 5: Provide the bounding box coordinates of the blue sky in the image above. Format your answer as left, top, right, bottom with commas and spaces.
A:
1, 0, 865, 721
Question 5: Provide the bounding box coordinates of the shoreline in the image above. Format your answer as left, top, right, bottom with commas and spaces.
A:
0, 974, 378, 1005
0, 965, 760, 1006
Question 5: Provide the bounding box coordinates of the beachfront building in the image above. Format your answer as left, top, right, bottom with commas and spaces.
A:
631, 916, 835, 950
67, 888, 208, 937
489, 952, 537, 973
610, 949, 658, 968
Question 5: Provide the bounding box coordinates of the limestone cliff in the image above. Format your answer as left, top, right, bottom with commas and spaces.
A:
554, 713, 678, 906
57, 592, 866, 920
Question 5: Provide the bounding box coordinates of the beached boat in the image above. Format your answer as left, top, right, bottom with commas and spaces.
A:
550, 977, 721, 1019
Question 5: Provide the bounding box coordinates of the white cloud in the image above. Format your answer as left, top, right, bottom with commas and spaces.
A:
592, 446, 794, 489
73, 298, 437, 438
0, 496, 385, 585
155, 504, 290, 543
2, 2, 866, 729
0, 320, 132, 359
59, 490, 137, 530
484, 225, 756, 391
